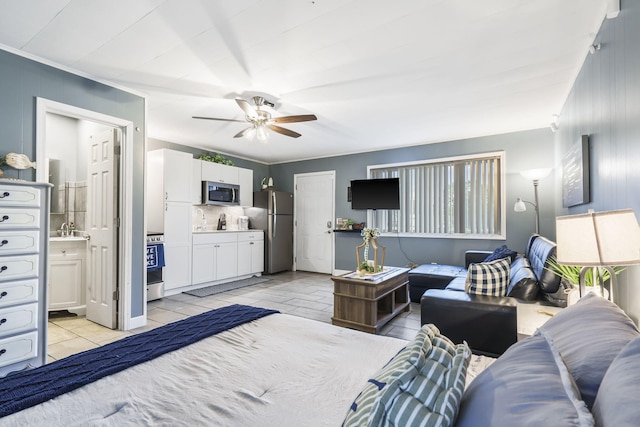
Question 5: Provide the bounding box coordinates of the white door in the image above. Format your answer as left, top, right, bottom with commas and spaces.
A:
86, 129, 118, 329
294, 171, 335, 274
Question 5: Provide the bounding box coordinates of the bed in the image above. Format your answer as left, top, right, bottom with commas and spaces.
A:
0, 304, 492, 426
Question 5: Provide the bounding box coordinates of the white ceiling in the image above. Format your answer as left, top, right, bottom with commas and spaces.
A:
0, 0, 609, 164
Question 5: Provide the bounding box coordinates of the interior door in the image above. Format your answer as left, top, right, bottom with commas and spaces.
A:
294, 171, 335, 274
86, 128, 118, 329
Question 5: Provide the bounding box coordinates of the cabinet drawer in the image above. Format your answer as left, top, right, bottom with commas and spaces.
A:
237, 231, 264, 242
0, 331, 38, 368
0, 208, 40, 229
0, 303, 38, 337
50, 240, 87, 258
0, 185, 40, 207
0, 279, 38, 308
0, 255, 39, 282
0, 231, 39, 255
193, 232, 238, 245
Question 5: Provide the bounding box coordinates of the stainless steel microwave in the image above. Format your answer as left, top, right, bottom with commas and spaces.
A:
202, 181, 240, 206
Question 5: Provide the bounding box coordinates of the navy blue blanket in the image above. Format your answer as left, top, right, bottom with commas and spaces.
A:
0, 304, 278, 418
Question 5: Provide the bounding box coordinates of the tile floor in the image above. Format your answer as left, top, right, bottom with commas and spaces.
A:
47, 271, 421, 362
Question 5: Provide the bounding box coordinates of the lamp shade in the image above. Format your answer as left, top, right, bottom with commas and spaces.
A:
556, 209, 640, 266
514, 198, 527, 212
520, 168, 552, 181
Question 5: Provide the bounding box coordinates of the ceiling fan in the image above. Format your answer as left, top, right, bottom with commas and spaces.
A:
193, 96, 317, 141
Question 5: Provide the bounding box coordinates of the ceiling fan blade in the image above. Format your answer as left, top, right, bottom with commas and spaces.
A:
271, 114, 317, 124
192, 116, 246, 123
235, 98, 258, 118
267, 124, 301, 138
233, 127, 255, 138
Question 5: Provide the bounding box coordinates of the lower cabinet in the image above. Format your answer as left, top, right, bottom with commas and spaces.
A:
237, 232, 264, 276
49, 239, 86, 313
192, 233, 238, 285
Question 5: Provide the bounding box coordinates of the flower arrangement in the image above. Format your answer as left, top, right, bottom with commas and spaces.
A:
359, 228, 381, 273
361, 227, 380, 242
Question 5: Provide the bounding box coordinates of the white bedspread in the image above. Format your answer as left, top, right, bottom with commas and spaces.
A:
4, 313, 493, 426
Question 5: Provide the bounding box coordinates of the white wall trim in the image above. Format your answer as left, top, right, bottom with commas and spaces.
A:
36, 97, 136, 331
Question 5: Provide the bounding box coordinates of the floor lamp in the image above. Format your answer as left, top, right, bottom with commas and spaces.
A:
556, 209, 640, 302
514, 168, 552, 234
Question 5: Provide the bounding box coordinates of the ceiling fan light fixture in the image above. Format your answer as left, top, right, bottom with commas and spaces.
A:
256, 125, 269, 142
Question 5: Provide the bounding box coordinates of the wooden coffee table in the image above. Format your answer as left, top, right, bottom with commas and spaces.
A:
331, 267, 410, 334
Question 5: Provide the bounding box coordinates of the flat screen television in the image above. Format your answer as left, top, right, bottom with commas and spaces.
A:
350, 178, 400, 210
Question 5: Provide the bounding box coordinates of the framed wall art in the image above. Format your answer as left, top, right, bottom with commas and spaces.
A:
562, 135, 590, 207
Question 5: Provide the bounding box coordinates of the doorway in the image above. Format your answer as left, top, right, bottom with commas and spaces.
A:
35, 98, 135, 332
294, 171, 335, 274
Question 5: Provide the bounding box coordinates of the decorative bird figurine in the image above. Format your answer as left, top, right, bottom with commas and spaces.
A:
5, 153, 36, 170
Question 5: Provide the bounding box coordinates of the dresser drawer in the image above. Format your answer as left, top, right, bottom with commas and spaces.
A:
0, 279, 38, 308
0, 185, 40, 207
0, 331, 38, 368
0, 208, 40, 229
0, 231, 39, 256
0, 255, 39, 282
0, 303, 38, 337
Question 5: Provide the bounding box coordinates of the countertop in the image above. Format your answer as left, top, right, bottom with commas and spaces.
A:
50, 236, 89, 242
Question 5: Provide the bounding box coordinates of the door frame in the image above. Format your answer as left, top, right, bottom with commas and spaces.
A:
293, 170, 336, 274
35, 97, 135, 330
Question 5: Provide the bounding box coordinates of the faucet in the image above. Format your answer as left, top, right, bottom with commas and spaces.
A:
60, 222, 69, 237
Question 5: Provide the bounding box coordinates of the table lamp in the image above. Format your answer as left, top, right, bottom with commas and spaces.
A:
556, 209, 640, 302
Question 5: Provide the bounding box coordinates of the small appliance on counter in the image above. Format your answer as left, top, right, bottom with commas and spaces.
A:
217, 213, 227, 230
238, 216, 249, 231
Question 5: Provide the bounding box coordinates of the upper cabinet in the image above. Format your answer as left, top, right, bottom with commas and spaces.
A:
201, 161, 238, 185
238, 168, 253, 207
191, 158, 202, 205
147, 149, 192, 203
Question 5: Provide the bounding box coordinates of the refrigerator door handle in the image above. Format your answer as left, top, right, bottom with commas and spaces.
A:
271, 214, 276, 239
272, 191, 277, 214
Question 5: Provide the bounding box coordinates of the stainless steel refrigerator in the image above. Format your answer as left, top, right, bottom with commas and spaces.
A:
246, 190, 293, 274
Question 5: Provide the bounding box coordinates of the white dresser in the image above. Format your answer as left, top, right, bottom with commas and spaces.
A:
0, 181, 50, 377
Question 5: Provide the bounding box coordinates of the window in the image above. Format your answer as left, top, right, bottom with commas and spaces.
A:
368, 152, 505, 238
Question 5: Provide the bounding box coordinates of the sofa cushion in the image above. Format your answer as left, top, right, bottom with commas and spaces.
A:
526, 235, 561, 293
455, 333, 594, 427
408, 264, 467, 302
465, 258, 510, 297
592, 335, 640, 426
483, 244, 517, 263
536, 293, 640, 409
506, 256, 539, 300
367, 325, 471, 427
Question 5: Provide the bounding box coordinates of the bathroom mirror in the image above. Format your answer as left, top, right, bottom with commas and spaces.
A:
48, 158, 65, 214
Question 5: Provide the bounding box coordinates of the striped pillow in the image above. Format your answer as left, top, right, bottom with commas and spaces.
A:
342, 325, 470, 427
465, 257, 511, 296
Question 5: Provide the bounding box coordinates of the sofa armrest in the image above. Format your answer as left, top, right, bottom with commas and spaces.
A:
464, 250, 492, 267
421, 289, 517, 357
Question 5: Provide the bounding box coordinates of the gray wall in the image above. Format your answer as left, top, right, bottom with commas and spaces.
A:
554, 0, 640, 322
270, 128, 556, 271
0, 49, 147, 318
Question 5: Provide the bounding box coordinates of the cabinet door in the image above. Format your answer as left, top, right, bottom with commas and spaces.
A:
162, 150, 193, 202
191, 244, 215, 284
201, 161, 239, 184
215, 242, 238, 281
191, 159, 203, 205
251, 239, 264, 274
164, 203, 192, 247
163, 245, 191, 290
49, 258, 84, 310
237, 241, 252, 276
238, 167, 253, 207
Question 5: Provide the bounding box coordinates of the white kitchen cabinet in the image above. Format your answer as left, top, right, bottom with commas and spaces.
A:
49, 239, 86, 313
201, 161, 239, 185
0, 181, 50, 377
191, 158, 203, 205
147, 149, 193, 294
238, 167, 253, 207
191, 233, 238, 285
162, 202, 192, 290
237, 231, 264, 276
147, 149, 192, 204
